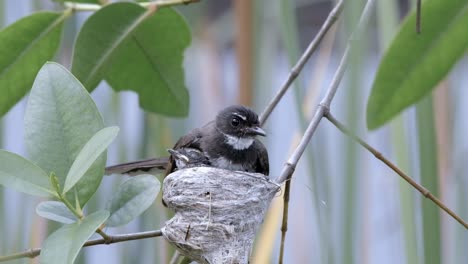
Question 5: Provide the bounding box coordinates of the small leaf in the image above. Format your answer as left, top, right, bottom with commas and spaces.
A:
72, 3, 190, 116
105, 174, 160, 227
63, 126, 119, 193
25, 62, 105, 206
366, 0, 468, 129
40, 210, 109, 264
36, 201, 77, 224
0, 11, 65, 117
0, 150, 56, 197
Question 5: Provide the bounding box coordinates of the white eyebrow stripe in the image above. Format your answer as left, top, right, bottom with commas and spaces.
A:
233, 113, 247, 120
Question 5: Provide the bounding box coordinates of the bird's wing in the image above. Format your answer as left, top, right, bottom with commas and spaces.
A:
254, 140, 269, 176
104, 157, 170, 175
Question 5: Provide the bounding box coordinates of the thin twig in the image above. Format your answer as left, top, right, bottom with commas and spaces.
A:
278, 178, 292, 264
274, 0, 377, 185
275, 3, 344, 261
325, 113, 468, 229
64, 0, 200, 12
96, 228, 112, 242
259, 0, 344, 126
275, 1, 377, 263
274, 2, 344, 261
0, 230, 163, 262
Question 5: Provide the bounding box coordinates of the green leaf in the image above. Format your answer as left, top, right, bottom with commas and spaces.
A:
24, 62, 105, 206
0, 150, 56, 197
105, 174, 160, 227
72, 3, 190, 116
0, 11, 65, 117
40, 210, 109, 264
63, 126, 119, 193
36, 201, 77, 224
366, 0, 468, 129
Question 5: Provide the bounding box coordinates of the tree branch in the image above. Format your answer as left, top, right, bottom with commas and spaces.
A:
259, 0, 344, 126
325, 112, 468, 229
0, 230, 163, 262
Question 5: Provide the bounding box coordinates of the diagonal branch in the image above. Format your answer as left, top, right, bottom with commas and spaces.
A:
274, 0, 377, 185
275, 0, 377, 263
325, 112, 468, 229
0, 230, 163, 262
259, 0, 344, 126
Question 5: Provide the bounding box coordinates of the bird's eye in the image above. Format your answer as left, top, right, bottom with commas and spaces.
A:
231, 117, 240, 127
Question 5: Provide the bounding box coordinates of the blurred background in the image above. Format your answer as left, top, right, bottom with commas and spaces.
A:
0, 0, 467, 263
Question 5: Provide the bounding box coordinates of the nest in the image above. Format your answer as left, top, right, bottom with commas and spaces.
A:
161, 167, 280, 264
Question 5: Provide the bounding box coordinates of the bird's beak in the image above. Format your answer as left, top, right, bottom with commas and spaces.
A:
247, 126, 266, 137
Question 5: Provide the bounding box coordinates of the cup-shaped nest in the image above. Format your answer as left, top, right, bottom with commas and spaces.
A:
162, 167, 280, 264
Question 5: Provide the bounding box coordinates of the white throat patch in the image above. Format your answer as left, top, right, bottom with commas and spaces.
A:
224, 134, 254, 150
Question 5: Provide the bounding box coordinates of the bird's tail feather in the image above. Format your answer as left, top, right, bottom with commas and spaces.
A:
105, 157, 170, 175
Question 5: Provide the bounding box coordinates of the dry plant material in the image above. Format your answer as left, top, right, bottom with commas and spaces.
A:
162, 167, 280, 264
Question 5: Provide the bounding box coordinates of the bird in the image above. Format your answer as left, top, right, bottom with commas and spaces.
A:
105, 105, 269, 177
166, 148, 210, 169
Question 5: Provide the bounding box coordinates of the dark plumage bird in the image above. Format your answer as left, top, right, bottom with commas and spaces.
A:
105, 105, 269, 177
167, 148, 210, 169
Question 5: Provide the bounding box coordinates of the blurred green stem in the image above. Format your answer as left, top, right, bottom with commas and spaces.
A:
376, 0, 419, 263
342, 0, 366, 262
416, 95, 441, 264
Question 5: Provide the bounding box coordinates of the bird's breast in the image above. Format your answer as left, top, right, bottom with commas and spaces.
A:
210, 156, 252, 172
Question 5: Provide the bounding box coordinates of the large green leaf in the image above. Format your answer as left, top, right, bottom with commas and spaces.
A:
366, 0, 468, 129
105, 174, 160, 227
72, 3, 190, 116
36, 201, 77, 224
40, 210, 109, 264
63, 126, 119, 193
0, 11, 65, 117
24, 62, 105, 206
0, 150, 56, 197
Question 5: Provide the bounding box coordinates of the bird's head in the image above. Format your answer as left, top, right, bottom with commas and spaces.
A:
215, 105, 266, 139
